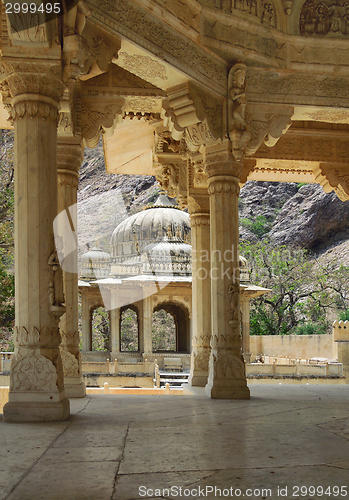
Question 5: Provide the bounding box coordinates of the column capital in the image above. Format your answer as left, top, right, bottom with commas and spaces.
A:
188, 193, 210, 216
204, 141, 242, 182
57, 140, 83, 187
0, 60, 63, 105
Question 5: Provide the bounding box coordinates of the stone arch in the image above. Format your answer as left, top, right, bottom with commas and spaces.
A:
152, 301, 190, 353
91, 306, 110, 352
120, 305, 139, 352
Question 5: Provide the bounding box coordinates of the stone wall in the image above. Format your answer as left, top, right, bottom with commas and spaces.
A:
250, 334, 334, 360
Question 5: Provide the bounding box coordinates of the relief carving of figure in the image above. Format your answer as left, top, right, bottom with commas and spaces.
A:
228, 63, 251, 160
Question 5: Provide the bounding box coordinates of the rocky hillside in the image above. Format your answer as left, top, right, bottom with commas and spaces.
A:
79, 145, 349, 260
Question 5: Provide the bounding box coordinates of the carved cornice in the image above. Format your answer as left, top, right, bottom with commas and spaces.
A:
88, 0, 227, 95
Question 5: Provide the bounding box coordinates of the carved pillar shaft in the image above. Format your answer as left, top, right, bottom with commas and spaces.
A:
204, 143, 249, 400
110, 302, 121, 356
241, 295, 251, 364
188, 198, 211, 387
57, 141, 85, 398
143, 296, 153, 355
3, 86, 70, 421
81, 294, 92, 352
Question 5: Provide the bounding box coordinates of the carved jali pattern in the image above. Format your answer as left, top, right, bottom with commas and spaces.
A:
300, 0, 349, 36
10, 353, 58, 391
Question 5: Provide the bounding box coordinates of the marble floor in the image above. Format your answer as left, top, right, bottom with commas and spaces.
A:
1, 385, 349, 500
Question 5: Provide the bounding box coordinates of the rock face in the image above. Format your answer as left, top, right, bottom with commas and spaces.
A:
268, 184, 349, 250
78, 146, 349, 256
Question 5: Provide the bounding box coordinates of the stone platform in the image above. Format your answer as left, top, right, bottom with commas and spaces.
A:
1, 385, 349, 500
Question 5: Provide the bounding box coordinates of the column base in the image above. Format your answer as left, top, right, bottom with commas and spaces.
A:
64, 380, 86, 398
3, 398, 70, 422
205, 381, 250, 400
188, 373, 208, 387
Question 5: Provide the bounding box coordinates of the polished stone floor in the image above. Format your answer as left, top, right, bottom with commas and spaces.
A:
1, 385, 349, 500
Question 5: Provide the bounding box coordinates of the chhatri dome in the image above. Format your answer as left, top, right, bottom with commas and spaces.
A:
80, 246, 111, 280
110, 192, 192, 277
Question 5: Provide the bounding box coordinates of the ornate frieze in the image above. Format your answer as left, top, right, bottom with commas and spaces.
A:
13, 326, 61, 349
300, 0, 349, 36
89, 0, 226, 93
247, 70, 349, 107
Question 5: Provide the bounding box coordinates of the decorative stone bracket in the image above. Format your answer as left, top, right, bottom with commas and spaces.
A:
164, 83, 223, 147
314, 163, 349, 201
81, 97, 125, 147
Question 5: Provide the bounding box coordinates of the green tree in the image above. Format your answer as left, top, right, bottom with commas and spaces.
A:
240, 240, 349, 335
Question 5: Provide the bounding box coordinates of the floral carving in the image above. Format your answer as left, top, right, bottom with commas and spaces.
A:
119, 52, 168, 81
213, 353, 246, 380
10, 353, 58, 391
60, 349, 80, 377
81, 100, 124, 147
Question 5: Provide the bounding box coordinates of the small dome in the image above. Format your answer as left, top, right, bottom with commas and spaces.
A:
110, 193, 191, 277
80, 246, 111, 280
142, 234, 192, 276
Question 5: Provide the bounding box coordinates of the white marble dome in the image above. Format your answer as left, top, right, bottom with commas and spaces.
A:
110, 193, 191, 277
80, 246, 111, 280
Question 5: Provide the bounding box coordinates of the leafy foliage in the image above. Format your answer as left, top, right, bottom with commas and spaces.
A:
120, 308, 139, 351
92, 307, 110, 351
240, 240, 349, 336
240, 215, 273, 238
0, 131, 14, 350
152, 309, 176, 351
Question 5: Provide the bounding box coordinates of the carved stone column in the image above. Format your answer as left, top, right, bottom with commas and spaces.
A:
57, 140, 86, 398
204, 142, 250, 400
143, 296, 153, 355
110, 303, 121, 357
81, 293, 92, 352
240, 295, 251, 364
188, 195, 211, 387
1, 62, 70, 421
